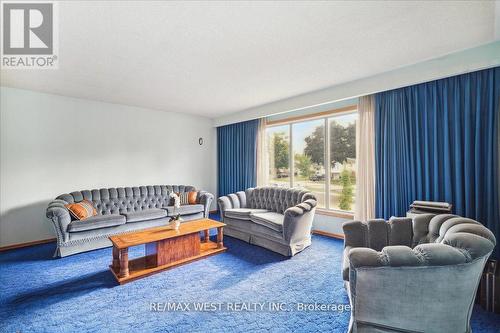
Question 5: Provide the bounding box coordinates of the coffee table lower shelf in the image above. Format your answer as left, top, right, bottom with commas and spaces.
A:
110, 241, 226, 284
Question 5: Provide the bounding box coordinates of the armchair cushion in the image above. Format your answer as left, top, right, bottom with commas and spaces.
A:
67, 214, 125, 232
122, 208, 167, 223
250, 212, 284, 232
225, 208, 269, 220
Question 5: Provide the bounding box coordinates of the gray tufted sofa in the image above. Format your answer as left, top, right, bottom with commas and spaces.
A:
218, 187, 317, 256
46, 185, 214, 257
342, 214, 496, 333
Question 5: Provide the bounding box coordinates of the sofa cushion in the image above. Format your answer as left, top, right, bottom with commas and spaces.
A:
225, 208, 269, 220
250, 212, 285, 232
164, 204, 204, 216
224, 216, 284, 241
123, 208, 168, 223
67, 214, 125, 232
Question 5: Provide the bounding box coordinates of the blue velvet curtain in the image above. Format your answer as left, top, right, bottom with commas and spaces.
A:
217, 119, 259, 197
375, 67, 500, 255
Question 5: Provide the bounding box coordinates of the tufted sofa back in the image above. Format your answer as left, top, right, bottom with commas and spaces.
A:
57, 185, 195, 216
246, 187, 316, 214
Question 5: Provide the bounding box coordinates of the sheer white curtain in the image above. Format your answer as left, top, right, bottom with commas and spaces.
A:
256, 118, 269, 187
355, 95, 376, 221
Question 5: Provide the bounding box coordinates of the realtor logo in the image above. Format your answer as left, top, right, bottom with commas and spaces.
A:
1, 1, 58, 69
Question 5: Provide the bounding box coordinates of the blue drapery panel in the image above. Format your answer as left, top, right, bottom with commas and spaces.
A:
217, 119, 259, 197
375, 67, 500, 255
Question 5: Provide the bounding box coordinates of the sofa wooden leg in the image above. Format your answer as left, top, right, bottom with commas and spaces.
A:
119, 248, 129, 278
217, 227, 223, 249
112, 246, 120, 270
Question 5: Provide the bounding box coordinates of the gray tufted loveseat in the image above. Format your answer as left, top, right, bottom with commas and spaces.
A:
342, 214, 496, 333
218, 187, 317, 256
46, 185, 214, 257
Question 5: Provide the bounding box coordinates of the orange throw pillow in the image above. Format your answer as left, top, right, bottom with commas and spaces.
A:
65, 200, 97, 220
188, 191, 197, 204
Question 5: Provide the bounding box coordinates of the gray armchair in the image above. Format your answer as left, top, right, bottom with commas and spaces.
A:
218, 187, 317, 256
342, 214, 496, 333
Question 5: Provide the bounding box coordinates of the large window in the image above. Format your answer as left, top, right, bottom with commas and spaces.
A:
293, 119, 326, 208
329, 114, 356, 212
265, 108, 357, 214
267, 125, 290, 187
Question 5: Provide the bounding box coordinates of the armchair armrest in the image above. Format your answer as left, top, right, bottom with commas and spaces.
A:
197, 191, 214, 218
348, 247, 382, 269
46, 200, 72, 243
349, 243, 473, 271
283, 199, 317, 242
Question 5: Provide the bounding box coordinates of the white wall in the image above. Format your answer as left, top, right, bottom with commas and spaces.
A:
0, 87, 217, 247
313, 214, 347, 236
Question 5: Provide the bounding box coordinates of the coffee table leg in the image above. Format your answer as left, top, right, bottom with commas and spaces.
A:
217, 227, 223, 249
119, 248, 129, 278
204, 229, 210, 243
112, 246, 120, 270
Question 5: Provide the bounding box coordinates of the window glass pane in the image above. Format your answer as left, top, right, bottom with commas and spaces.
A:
266, 125, 290, 187
329, 113, 357, 212
292, 119, 325, 208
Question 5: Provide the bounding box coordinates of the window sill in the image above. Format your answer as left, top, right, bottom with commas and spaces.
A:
312, 230, 344, 240
316, 208, 354, 220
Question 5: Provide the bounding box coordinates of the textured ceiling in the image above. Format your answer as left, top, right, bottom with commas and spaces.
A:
1, 1, 497, 118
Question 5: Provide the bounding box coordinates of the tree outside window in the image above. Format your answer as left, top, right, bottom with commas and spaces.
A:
266, 111, 356, 212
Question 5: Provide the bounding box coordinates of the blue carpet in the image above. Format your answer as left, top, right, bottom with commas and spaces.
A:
1, 217, 499, 332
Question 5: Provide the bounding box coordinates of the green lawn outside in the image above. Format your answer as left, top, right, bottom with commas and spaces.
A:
268, 177, 356, 212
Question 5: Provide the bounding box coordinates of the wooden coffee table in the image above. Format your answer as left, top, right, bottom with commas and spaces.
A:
109, 218, 226, 284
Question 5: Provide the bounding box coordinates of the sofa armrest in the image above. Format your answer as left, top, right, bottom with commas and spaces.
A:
217, 191, 247, 217
283, 199, 317, 242
197, 191, 214, 218
46, 200, 72, 243
217, 195, 232, 215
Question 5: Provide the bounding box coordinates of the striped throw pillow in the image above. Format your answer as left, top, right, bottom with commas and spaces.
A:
65, 200, 97, 220
179, 192, 190, 205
